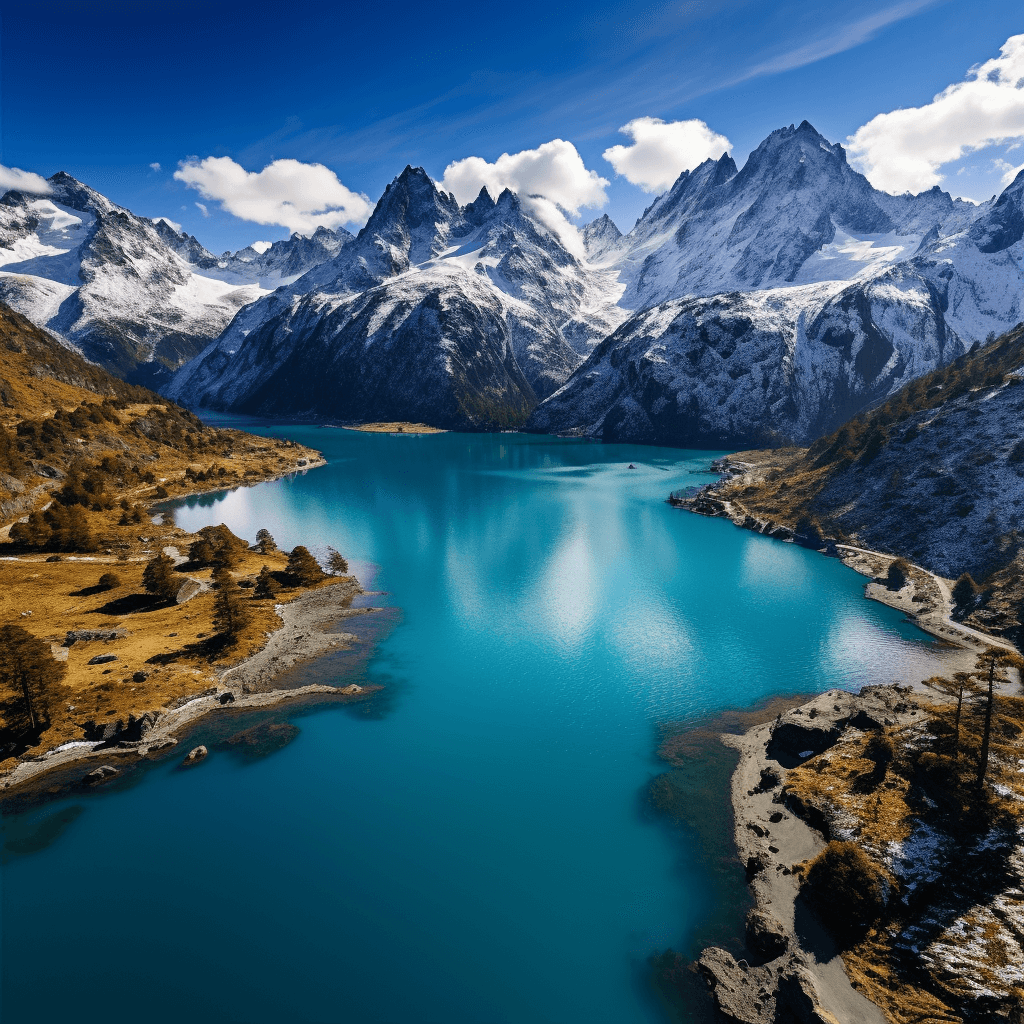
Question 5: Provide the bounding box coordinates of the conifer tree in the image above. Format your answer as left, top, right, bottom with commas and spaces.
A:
974, 647, 1024, 787
327, 547, 349, 575
0, 623, 65, 735
253, 565, 280, 599
286, 545, 324, 586
212, 566, 251, 639
143, 552, 179, 602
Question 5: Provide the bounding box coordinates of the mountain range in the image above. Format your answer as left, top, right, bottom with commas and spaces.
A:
3, 121, 1023, 443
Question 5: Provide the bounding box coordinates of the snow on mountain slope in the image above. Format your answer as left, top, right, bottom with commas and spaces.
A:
0, 173, 267, 384
527, 263, 965, 447
153, 219, 353, 288
168, 167, 628, 423
524, 124, 1024, 446
611, 122, 982, 310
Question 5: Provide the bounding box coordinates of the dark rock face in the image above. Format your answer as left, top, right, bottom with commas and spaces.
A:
86, 653, 118, 665
746, 910, 789, 960
526, 269, 963, 447
168, 167, 609, 426
970, 168, 1024, 253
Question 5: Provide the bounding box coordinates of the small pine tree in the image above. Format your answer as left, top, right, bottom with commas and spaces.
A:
952, 573, 980, 610
142, 553, 179, 602
973, 647, 1024, 787
253, 565, 281, 599
0, 623, 65, 736
212, 566, 251, 639
886, 558, 912, 591
286, 545, 324, 586
327, 547, 349, 575
255, 528, 277, 554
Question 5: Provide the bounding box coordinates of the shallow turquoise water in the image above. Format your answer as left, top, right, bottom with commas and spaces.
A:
2, 429, 953, 1023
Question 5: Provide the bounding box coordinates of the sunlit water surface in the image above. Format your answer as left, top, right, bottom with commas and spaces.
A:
2, 428, 955, 1023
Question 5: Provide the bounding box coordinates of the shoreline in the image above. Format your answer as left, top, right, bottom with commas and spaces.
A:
691, 687, 920, 1023
0, 448, 387, 806
0, 579, 383, 802
671, 478, 1015, 659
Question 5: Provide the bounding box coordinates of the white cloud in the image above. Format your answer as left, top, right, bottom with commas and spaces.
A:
153, 215, 182, 232
440, 139, 609, 259
995, 158, 1024, 189
848, 34, 1024, 194
0, 164, 51, 195
174, 156, 374, 234
149, 162, 161, 172
195, 202, 209, 217
602, 117, 731, 193
440, 139, 608, 215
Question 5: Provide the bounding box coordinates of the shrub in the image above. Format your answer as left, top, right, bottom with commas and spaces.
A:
801, 841, 887, 943
142, 553, 178, 602
952, 573, 980, 610
97, 572, 121, 591
886, 558, 912, 591
253, 565, 280, 599
188, 524, 248, 568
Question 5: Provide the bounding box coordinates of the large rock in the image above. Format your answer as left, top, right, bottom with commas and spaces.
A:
777, 965, 841, 1024
746, 909, 789, 960
83, 765, 119, 785
182, 745, 208, 767
766, 687, 903, 763
697, 947, 775, 1024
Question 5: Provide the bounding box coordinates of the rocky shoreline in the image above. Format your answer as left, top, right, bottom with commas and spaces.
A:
670, 459, 1017, 659
0, 578, 380, 802
694, 688, 908, 1024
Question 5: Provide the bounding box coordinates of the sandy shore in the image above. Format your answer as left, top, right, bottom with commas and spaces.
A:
0, 578, 381, 800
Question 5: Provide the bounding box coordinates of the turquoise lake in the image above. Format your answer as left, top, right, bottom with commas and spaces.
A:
2, 428, 956, 1023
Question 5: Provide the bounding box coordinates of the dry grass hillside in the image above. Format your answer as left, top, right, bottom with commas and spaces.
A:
0, 301, 351, 769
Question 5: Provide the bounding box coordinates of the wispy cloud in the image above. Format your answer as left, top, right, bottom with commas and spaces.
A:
0, 164, 51, 194
736, 0, 940, 82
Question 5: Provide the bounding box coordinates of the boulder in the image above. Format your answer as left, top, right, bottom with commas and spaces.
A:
87, 653, 118, 665
84, 765, 119, 785
132, 671, 149, 683
745, 910, 789, 960
341, 684, 363, 695
218, 691, 235, 704
776, 965, 840, 1024
697, 947, 774, 1024
175, 579, 202, 605
65, 629, 126, 646
182, 745, 208, 767
120, 712, 159, 741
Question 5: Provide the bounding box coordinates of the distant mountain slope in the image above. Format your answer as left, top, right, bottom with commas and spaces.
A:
531, 124, 1023, 446
167, 167, 626, 427
0, 175, 348, 388
0, 301, 149, 423
707, 323, 1024, 634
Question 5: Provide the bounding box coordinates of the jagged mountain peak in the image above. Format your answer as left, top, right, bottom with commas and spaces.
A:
582, 214, 623, 261
46, 171, 117, 215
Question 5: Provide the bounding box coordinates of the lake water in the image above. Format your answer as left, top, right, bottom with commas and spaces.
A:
2, 428, 954, 1023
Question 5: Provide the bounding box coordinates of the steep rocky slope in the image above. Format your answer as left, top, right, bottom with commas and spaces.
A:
168, 168, 626, 426
689, 324, 1024, 635
531, 123, 1023, 446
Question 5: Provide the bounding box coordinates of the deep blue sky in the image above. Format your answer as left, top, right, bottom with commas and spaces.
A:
1, 0, 1022, 251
